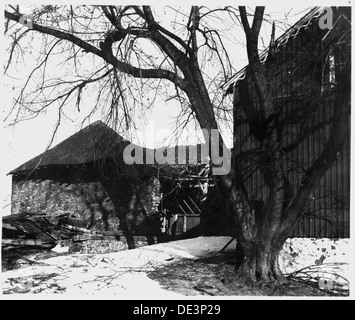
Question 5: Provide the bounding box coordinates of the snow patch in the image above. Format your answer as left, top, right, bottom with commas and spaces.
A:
279, 238, 350, 274
1, 236, 350, 296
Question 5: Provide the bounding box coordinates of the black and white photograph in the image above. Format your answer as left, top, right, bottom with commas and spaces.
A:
0, 1, 352, 301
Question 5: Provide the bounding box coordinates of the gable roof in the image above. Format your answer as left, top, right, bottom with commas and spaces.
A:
221, 6, 345, 94
9, 121, 125, 175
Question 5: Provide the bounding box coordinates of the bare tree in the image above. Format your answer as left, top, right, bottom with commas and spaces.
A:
226, 6, 350, 282
4, 5, 350, 284
4, 5, 234, 137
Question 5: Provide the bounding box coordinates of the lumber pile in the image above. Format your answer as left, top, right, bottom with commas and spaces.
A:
2, 213, 91, 251
2, 213, 161, 254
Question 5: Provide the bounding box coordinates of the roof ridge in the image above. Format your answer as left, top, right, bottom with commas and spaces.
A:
9, 120, 124, 175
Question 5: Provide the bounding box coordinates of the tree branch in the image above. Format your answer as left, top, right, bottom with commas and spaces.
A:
280, 66, 351, 235
238, 6, 250, 35
155, 21, 192, 55
141, 6, 188, 68
101, 5, 122, 29
4, 9, 188, 90
251, 7, 265, 35
188, 6, 200, 58
281, 120, 329, 154
238, 6, 268, 116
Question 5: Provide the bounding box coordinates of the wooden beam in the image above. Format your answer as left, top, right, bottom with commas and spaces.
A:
182, 199, 195, 214
188, 196, 201, 213
178, 204, 188, 215
2, 239, 43, 246
2, 223, 17, 231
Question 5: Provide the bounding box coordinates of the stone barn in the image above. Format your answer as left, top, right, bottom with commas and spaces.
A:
8, 121, 168, 245
8, 121, 221, 250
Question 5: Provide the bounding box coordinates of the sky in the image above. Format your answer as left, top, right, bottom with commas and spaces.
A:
1, 1, 353, 217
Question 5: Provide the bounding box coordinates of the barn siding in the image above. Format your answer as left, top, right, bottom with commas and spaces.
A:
232, 11, 350, 238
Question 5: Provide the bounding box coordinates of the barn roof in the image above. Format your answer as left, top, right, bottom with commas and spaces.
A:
222, 6, 326, 94
9, 121, 126, 175
9, 120, 211, 177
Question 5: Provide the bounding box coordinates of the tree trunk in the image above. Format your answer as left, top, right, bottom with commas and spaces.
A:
233, 224, 287, 284
227, 184, 289, 284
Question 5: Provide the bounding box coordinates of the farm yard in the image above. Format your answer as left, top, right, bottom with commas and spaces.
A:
1, 236, 350, 297
2, 5, 351, 300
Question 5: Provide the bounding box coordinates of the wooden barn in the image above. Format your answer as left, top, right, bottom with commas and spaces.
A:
222, 6, 351, 238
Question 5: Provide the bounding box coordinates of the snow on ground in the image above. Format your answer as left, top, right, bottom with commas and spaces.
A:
279, 238, 350, 290
279, 238, 350, 274
1, 236, 350, 297
1, 236, 235, 298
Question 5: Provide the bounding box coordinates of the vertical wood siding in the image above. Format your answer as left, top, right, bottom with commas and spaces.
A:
233, 15, 350, 238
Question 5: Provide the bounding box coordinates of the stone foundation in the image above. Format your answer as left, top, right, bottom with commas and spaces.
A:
68, 235, 160, 254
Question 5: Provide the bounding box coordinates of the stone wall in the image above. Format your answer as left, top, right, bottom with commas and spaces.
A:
68, 236, 160, 254
126, 176, 162, 235
11, 175, 163, 235
11, 178, 119, 232
69, 239, 128, 254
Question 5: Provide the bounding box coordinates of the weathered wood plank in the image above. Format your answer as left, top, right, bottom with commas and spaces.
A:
2, 238, 43, 246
